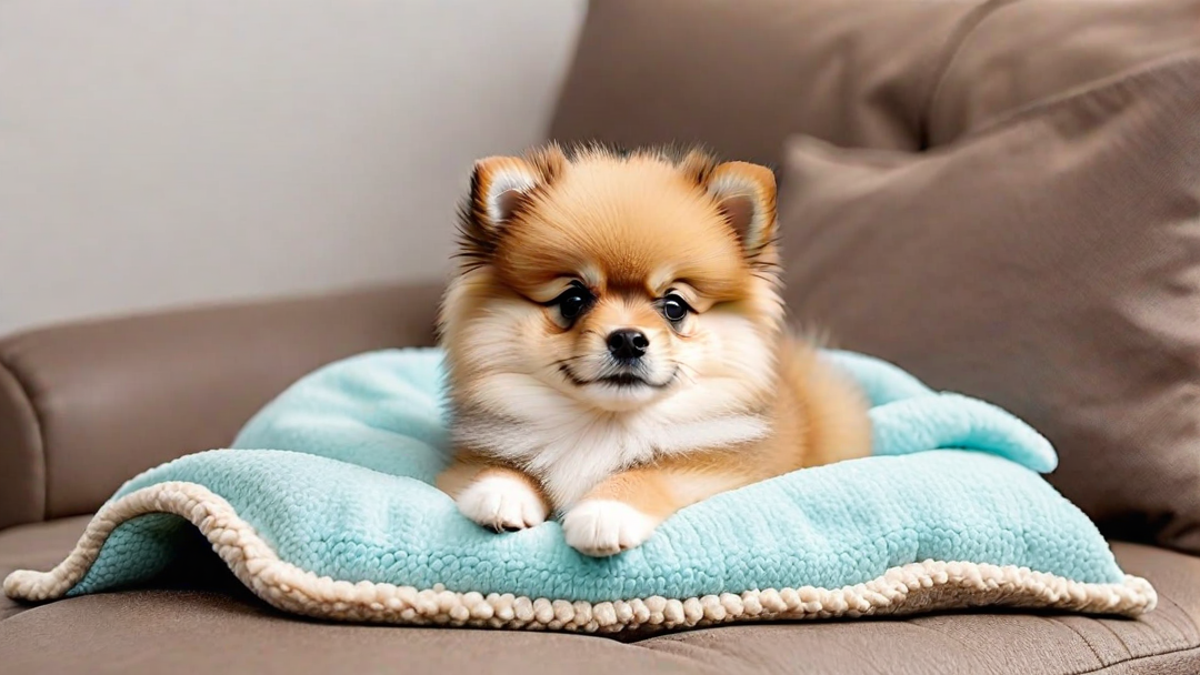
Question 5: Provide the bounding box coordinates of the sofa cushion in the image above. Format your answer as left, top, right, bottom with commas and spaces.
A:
928, 0, 1200, 144
550, 0, 1200, 159
779, 56, 1200, 553
550, 0, 975, 161
1, 517, 1197, 674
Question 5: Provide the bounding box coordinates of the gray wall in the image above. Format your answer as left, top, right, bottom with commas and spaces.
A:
0, 0, 586, 334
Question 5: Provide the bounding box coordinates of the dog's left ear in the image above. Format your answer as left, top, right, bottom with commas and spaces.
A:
703, 161, 778, 255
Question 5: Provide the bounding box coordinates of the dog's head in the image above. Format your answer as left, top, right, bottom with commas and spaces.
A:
440, 145, 784, 417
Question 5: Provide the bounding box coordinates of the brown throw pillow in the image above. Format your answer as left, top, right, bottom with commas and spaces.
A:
550, 0, 976, 162
780, 56, 1200, 553
550, 0, 1200, 164
926, 0, 1200, 144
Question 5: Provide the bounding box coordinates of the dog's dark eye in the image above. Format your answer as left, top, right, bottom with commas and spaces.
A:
662, 293, 690, 323
553, 285, 593, 322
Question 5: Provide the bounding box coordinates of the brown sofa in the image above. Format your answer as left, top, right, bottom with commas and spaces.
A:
1, 287, 1198, 674
4, 1, 1200, 673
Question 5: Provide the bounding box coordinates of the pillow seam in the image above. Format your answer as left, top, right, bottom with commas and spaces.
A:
917, 0, 1029, 149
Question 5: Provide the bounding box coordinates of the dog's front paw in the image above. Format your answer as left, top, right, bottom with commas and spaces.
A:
457, 474, 548, 532
561, 500, 657, 557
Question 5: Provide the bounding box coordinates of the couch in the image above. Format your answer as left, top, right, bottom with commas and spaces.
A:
4, 1, 1200, 673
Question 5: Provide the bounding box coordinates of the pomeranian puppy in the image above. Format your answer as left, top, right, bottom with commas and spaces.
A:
436, 144, 871, 557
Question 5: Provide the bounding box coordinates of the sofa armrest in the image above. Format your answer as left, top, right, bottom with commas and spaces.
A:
0, 282, 442, 531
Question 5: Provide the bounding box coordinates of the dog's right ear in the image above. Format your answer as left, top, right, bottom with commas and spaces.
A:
468, 145, 566, 234
470, 156, 539, 233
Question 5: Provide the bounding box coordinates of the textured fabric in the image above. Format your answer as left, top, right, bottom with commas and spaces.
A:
4, 349, 1153, 631
1, 515, 1196, 674
0, 516, 92, 620
780, 57, 1200, 553
642, 542, 1200, 675
0, 282, 441, 531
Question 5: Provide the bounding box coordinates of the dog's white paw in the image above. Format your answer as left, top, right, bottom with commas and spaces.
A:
561, 500, 657, 557
457, 475, 547, 532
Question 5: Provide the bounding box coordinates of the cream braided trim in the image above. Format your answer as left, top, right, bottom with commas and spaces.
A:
4, 482, 1157, 634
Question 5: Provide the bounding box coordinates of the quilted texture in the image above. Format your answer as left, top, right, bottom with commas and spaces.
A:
3, 349, 1155, 632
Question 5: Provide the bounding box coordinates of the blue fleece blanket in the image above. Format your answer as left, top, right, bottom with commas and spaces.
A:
4, 349, 1155, 631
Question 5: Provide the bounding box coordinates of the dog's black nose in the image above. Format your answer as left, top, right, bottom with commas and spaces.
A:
606, 329, 649, 361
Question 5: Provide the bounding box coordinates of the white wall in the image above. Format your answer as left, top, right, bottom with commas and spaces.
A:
0, 0, 586, 334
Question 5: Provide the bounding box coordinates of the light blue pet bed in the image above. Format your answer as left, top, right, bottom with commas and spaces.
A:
4, 349, 1155, 633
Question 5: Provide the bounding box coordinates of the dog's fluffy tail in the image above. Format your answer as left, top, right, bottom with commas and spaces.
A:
778, 330, 874, 467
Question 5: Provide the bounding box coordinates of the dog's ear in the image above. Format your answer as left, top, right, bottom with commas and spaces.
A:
702, 161, 778, 255
469, 145, 566, 234
470, 156, 539, 232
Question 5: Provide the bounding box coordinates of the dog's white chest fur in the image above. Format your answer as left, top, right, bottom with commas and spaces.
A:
454, 383, 769, 509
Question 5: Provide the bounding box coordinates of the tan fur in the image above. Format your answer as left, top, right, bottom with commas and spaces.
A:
436, 453, 549, 508
438, 144, 872, 556
579, 341, 871, 524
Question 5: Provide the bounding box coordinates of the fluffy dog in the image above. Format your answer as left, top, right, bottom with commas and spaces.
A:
436, 144, 871, 556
